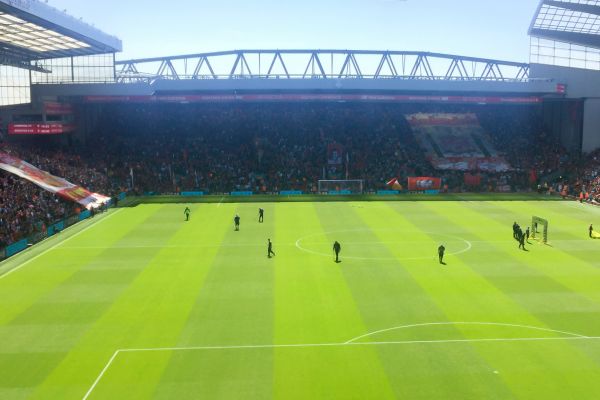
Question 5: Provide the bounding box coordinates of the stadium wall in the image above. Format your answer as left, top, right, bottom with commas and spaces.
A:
151, 78, 558, 94
541, 100, 583, 153
583, 100, 600, 153
31, 82, 153, 98
31, 78, 560, 99
531, 63, 600, 153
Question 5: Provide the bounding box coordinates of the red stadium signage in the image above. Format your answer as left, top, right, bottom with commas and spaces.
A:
464, 173, 482, 186
44, 102, 74, 115
407, 177, 442, 191
8, 123, 76, 135
84, 94, 543, 105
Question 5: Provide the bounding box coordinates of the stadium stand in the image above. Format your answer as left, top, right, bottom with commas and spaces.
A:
0, 172, 75, 248
1, 98, 591, 249
0, 1, 599, 254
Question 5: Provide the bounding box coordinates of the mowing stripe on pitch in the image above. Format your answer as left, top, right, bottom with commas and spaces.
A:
0, 209, 124, 281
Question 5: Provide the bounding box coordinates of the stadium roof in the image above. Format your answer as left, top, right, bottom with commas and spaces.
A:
0, 0, 121, 71
529, 0, 600, 49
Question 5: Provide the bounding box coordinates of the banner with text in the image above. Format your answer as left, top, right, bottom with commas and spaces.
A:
327, 142, 344, 165
0, 151, 109, 209
8, 123, 76, 135
407, 177, 442, 191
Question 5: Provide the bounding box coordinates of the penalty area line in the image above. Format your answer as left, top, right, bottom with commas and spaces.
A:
83, 335, 600, 399
119, 335, 600, 353
82, 350, 120, 400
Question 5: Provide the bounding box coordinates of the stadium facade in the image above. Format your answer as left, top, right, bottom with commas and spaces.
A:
0, 0, 599, 153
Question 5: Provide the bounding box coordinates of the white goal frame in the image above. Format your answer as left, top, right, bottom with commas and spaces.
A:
531, 216, 548, 244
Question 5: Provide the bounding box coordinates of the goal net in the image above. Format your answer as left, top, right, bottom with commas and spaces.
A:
318, 180, 364, 194
531, 216, 548, 243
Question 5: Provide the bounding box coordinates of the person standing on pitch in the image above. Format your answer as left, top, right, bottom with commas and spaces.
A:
518, 231, 526, 250
184, 207, 191, 221
590, 224, 594, 238
267, 238, 275, 258
438, 244, 446, 264
234, 214, 240, 231
525, 226, 530, 242
333, 241, 341, 263
258, 208, 264, 223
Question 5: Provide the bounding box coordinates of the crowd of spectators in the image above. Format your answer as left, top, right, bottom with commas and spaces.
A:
0, 142, 108, 249
0, 172, 76, 248
2, 101, 597, 249
565, 148, 600, 203
86, 103, 438, 194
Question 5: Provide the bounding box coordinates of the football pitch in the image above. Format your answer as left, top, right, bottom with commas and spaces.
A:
2, 200, 600, 399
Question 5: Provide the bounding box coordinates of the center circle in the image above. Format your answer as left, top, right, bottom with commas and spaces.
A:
295, 228, 471, 261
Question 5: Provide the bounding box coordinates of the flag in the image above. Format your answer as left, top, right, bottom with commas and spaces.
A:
386, 177, 403, 190
0, 151, 109, 210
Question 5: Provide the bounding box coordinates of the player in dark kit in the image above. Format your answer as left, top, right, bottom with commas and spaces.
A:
512, 222, 518, 240
525, 227, 530, 242
333, 241, 341, 263
234, 214, 240, 231
590, 224, 594, 238
267, 239, 275, 258
258, 208, 264, 223
184, 207, 191, 221
438, 244, 446, 264
518, 231, 526, 250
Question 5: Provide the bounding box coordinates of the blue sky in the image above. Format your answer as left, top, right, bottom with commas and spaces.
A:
48, 0, 540, 62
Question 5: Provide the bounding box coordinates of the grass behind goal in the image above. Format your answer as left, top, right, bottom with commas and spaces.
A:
1, 200, 600, 399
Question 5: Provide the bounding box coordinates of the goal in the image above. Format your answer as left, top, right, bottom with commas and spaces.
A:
318, 180, 364, 194
531, 216, 548, 243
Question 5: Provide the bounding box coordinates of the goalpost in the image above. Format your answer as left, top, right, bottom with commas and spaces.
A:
318, 180, 364, 194
531, 216, 548, 244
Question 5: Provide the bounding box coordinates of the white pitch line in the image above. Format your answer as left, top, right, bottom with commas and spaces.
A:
118, 335, 600, 354
0, 209, 124, 281
59, 243, 298, 250
82, 350, 120, 400
58, 240, 475, 250
295, 229, 472, 261
345, 321, 588, 344
55, 238, 597, 251
83, 335, 600, 399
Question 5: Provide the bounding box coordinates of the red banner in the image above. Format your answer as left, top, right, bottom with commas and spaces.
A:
8, 123, 76, 135
44, 102, 74, 115
464, 173, 482, 186
408, 177, 442, 191
529, 169, 537, 184
0, 151, 109, 210
84, 94, 543, 105
386, 177, 403, 190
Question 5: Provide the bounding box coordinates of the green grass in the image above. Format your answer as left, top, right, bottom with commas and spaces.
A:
1, 200, 600, 399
